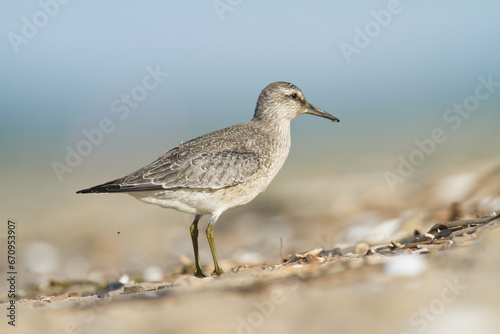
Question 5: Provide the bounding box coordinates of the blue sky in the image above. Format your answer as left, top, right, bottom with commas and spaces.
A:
1, 0, 499, 192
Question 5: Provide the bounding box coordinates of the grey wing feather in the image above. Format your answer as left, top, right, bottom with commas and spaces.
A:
76, 123, 263, 194
117, 147, 260, 191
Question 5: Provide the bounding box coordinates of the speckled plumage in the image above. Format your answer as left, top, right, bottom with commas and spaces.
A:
77, 81, 339, 277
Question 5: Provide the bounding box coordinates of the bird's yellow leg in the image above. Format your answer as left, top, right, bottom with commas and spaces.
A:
206, 215, 224, 276
190, 215, 208, 278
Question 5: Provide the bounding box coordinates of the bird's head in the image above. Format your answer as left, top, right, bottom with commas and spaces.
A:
253, 81, 339, 123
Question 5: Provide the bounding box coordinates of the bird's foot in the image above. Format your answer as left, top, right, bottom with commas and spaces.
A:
211, 267, 224, 276
194, 269, 208, 278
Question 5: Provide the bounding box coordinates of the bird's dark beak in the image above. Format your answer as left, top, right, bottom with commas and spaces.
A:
305, 102, 340, 122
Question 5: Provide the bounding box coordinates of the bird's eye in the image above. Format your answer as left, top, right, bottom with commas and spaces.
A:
290, 93, 298, 99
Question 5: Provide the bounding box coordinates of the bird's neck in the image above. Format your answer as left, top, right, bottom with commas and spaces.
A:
251, 117, 291, 144
252, 117, 291, 171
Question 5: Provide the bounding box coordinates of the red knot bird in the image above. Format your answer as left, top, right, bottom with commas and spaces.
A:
77, 81, 339, 277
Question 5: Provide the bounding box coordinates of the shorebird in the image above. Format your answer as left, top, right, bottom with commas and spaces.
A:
77, 81, 339, 277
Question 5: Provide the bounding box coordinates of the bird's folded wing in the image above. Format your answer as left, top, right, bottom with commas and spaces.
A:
82, 148, 261, 193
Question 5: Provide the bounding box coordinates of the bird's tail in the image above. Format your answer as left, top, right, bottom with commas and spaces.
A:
76, 178, 124, 194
